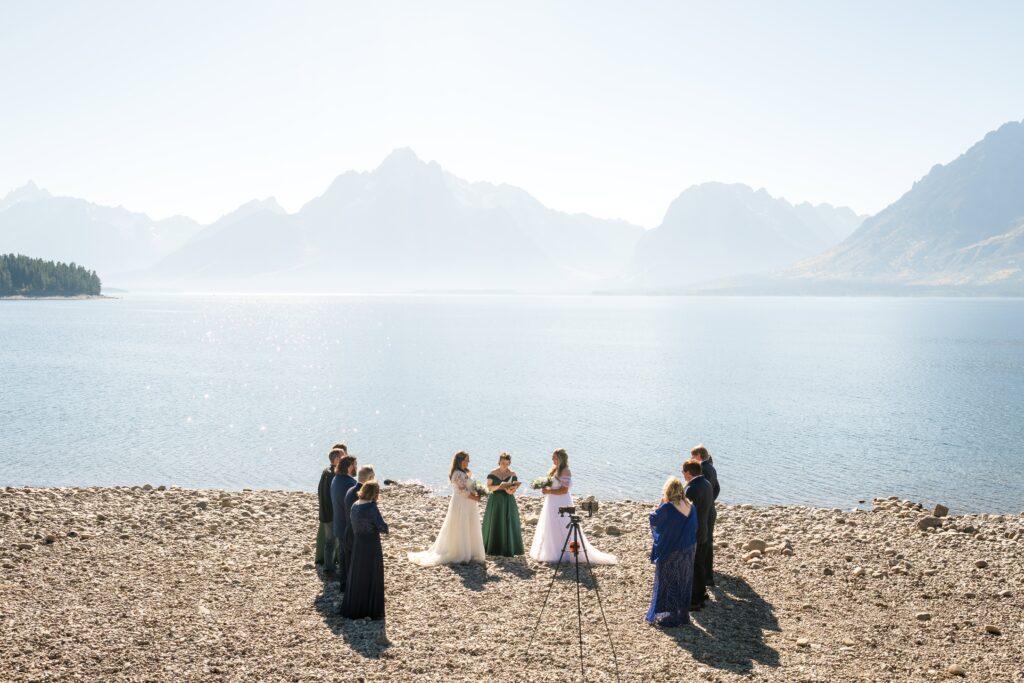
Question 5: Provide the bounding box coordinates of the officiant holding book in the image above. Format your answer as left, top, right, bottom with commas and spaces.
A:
481, 452, 524, 556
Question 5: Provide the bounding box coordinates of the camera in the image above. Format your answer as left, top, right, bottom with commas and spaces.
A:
558, 498, 599, 517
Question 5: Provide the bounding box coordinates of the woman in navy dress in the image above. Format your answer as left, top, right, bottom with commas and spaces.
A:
646, 476, 697, 627
340, 480, 389, 620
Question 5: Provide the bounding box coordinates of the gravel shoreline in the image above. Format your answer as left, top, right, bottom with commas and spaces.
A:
1, 483, 1022, 682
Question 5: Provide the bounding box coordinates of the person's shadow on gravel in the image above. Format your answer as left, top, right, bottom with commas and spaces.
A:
666, 573, 780, 675
449, 562, 501, 591
313, 585, 391, 658
491, 555, 537, 580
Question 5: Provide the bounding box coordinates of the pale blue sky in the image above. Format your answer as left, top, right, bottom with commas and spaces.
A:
1, 1, 1022, 226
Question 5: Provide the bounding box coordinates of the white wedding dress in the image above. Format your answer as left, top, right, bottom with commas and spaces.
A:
408, 470, 486, 566
529, 471, 617, 565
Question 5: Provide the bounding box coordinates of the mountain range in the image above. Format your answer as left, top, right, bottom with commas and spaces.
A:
2, 119, 1023, 294
781, 120, 1024, 293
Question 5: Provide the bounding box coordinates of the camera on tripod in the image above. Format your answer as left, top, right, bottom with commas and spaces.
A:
558, 497, 599, 517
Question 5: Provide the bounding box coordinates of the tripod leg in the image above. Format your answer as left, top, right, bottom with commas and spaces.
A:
579, 532, 622, 683
522, 521, 575, 659
574, 524, 584, 682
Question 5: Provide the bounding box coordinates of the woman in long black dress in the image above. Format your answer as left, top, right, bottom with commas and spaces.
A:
340, 480, 389, 620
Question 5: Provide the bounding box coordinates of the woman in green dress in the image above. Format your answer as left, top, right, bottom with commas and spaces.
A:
481, 452, 524, 556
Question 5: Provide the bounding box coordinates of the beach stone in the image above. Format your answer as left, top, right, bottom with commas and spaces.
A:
43, 534, 56, 544
933, 504, 949, 518
197, 500, 209, 510
915, 612, 931, 621
823, 567, 834, 576
605, 526, 622, 537
743, 539, 767, 553
852, 566, 866, 577
796, 638, 810, 647
743, 550, 763, 562
143, 484, 153, 491
998, 590, 1013, 598
16, 543, 33, 551
916, 516, 942, 531
947, 664, 966, 677
974, 559, 988, 568
984, 624, 1001, 635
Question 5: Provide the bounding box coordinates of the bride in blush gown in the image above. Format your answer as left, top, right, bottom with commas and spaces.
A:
529, 449, 616, 565
408, 451, 487, 566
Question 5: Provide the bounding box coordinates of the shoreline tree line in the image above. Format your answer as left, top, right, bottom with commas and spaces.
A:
0, 253, 102, 297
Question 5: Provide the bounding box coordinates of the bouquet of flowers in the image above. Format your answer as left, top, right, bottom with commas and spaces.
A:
531, 476, 553, 490
471, 480, 489, 497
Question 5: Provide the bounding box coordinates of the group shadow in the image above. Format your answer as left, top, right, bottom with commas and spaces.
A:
664, 572, 780, 675
313, 569, 389, 659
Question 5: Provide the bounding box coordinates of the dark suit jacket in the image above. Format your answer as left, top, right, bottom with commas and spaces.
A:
317, 467, 334, 523
684, 475, 714, 544
343, 482, 363, 552
330, 474, 357, 539
702, 459, 720, 500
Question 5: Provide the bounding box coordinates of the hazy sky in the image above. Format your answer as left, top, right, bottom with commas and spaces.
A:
2, 1, 1023, 227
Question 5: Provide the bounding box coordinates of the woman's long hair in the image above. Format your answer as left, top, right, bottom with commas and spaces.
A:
547, 448, 569, 478
449, 450, 470, 480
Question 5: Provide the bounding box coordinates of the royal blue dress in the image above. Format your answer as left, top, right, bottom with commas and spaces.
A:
340, 500, 389, 620
646, 501, 698, 627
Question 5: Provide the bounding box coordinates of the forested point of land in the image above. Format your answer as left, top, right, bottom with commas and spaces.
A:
0, 253, 102, 297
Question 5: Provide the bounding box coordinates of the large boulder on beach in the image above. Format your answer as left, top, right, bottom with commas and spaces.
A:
916, 516, 942, 531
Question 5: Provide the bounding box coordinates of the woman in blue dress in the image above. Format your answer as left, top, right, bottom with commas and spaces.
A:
341, 480, 389, 620
646, 476, 697, 627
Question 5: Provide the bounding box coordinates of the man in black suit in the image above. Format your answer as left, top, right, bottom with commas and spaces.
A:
683, 459, 713, 610
691, 445, 719, 586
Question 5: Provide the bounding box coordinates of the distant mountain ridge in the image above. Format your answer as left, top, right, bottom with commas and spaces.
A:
625, 182, 863, 289
0, 182, 202, 280
9, 119, 1023, 295
784, 119, 1024, 291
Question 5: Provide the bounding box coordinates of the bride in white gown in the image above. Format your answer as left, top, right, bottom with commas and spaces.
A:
409, 451, 487, 566
529, 449, 617, 565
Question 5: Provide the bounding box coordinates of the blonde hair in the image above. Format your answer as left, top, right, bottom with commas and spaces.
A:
547, 448, 569, 478
449, 451, 470, 480
358, 480, 380, 502
662, 476, 685, 503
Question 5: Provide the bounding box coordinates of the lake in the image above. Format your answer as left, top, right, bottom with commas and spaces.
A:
2, 294, 1022, 513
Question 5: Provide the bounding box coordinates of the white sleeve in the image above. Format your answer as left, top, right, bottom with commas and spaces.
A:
560, 474, 572, 490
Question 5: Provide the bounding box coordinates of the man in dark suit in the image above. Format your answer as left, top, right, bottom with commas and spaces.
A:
341, 464, 375, 593
315, 448, 343, 569
691, 445, 719, 586
330, 453, 358, 587
683, 458, 713, 610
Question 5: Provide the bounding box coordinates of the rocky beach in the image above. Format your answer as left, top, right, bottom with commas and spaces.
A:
1, 483, 1022, 682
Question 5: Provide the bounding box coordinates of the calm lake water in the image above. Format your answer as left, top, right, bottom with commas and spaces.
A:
1, 294, 1022, 513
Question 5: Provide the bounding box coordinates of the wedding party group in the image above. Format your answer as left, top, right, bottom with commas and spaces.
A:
313, 444, 721, 629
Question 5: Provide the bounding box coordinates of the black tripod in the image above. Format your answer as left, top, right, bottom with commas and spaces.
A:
524, 509, 620, 682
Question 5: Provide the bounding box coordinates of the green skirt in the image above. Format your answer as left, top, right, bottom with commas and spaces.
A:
481, 491, 524, 556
